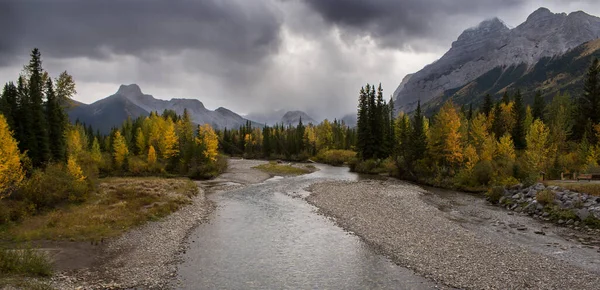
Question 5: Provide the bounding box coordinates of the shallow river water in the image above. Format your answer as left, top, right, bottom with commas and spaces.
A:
175, 164, 439, 289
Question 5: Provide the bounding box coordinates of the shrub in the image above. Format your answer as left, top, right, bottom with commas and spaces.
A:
315, 150, 356, 166
473, 160, 494, 185
127, 156, 149, 175
12, 163, 91, 212
485, 186, 504, 204
188, 155, 228, 180
0, 246, 53, 277
536, 189, 555, 205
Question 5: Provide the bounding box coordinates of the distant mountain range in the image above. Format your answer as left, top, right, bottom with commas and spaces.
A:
68, 84, 342, 133
394, 7, 600, 114
68, 84, 262, 133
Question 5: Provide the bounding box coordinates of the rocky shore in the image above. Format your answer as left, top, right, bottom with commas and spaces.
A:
307, 180, 600, 289
497, 183, 600, 230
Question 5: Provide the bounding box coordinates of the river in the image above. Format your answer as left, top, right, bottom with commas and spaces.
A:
175, 162, 440, 289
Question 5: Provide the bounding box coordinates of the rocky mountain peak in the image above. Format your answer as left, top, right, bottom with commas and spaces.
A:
526, 7, 555, 22
453, 17, 509, 48
117, 84, 143, 97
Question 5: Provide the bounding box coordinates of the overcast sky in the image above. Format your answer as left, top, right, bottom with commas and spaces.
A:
1, 0, 600, 119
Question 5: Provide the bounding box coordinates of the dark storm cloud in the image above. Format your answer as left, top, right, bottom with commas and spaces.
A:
0, 0, 282, 65
301, 0, 523, 49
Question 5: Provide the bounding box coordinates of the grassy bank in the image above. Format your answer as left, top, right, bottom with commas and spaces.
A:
1, 177, 198, 242
0, 246, 53, 290
253, 162, 313, 176
545, 181, 600, 197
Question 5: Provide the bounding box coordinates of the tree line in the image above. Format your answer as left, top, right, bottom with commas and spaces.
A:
356, 58, 600, 188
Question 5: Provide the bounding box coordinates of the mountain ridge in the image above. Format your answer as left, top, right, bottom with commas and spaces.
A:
394, 7, 600, 113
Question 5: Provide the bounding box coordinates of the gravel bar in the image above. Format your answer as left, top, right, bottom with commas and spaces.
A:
50, 185, 216, 289
307, 180, 600, 290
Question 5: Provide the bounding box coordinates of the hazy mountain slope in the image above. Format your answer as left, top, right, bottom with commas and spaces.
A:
420, 39, 600, 115
68, 84, 260, 133
68, 94, 149, 133
280, 111, 316, 126
394, 7, 600, 113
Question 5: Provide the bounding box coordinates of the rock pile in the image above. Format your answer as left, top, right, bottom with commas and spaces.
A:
498, 183, 600, 225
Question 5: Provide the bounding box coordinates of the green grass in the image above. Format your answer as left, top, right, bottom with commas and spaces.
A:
0, 177, 198, 242
0, 246, 52, 277
253, 162, 311, 176
0, 277, 54, 290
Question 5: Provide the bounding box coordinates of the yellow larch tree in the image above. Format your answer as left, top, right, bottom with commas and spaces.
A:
147, 145, 157, 165
67, 155, 85, 181
159, 117, 179, 159
196, 124, 219, 162
135, 127, 146, 156
469, 113, 495, 161
428, 101, 463, 167
0, 114, 24, 198
112, 130, 129, 168
524, 119, 550, 173
496, 134, 516, 162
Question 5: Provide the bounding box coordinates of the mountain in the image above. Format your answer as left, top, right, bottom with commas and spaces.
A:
420, 38, 600, 115
244, 109, 287, 126
394, 7, 600, 113
280, 111, 316, 126
68, 84, 260, 133
340, 113, 357, 127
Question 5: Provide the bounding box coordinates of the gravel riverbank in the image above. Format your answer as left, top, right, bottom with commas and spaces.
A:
50, 186, 215, 289
307, 180, 600, 289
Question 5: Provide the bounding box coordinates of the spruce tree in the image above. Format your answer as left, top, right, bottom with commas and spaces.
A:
45, 78, 66, 161
491, 101, 503, 139
482, 94, 493, 117
356, 86, 370, 159
409, 100, 427, 166
512, 90, 526, 150
27, 48, 51, 166
532, 91, 545, 121
574, 58, 600, 141
501, 92, 510, 105
0, 82, 18, 130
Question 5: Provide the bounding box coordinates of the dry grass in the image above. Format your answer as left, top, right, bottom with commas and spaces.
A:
545, 181, 600, 197
253, 162, 311, 176
536, 189, 555, 205
0, 178, 198, 242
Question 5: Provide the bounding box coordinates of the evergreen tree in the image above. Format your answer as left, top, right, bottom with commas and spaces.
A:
574, 58, 600, 141
491, 101, 503, 139
532, 91, 545, 121
482, 94, 493, 117
0, 82, 18, 130
512, 90, 526, 150
501, 91, 510, 105
409, 100, 427, 166
356, 86, 370, 159
27, 48, 50, 166
45, 78, 66, 161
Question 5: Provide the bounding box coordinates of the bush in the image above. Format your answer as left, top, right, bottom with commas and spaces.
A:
485, 186, 504, 204
473, 160, 494, 185
12, 163, 91, 212
0, 246, 53, 277
351, 159, 389, 175
188, 155, 228, 180
536, 189, 555, 205
315, 150, 356, 166
127, 156, 149, 175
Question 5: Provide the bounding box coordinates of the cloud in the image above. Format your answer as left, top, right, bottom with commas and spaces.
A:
0, 0, 282, 66
300, 0, 525, 50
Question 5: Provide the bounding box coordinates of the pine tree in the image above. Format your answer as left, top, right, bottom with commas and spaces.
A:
501, 92, 510, 105
15, 76, 32, 154
575, 58, 600, 141
532, 91, 545, 121
512, 90, 526, 150
356, 86, 370, 159
45, 78, 66, 161
409, 100, 427, 166
27, 48, 51, 166
482, 94, 493, 117
0, 82, 18, 130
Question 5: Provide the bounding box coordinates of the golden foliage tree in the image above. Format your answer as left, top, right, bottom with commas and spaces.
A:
159, 117, 179, 159
524, 119, 550, 173
135, 127, 146, 156
0, 114, 24, 197
147, 145, 157, 165
67, 155, 85, 181
496, 134, 516, 162
112, 130, 129, 168
428, 101, 463, 167
469, 113, 494, 161
196, 124, 219, 162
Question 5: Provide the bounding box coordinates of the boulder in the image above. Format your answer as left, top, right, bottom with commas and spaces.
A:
576, 208, 590, 221
534, 183, 545, 191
